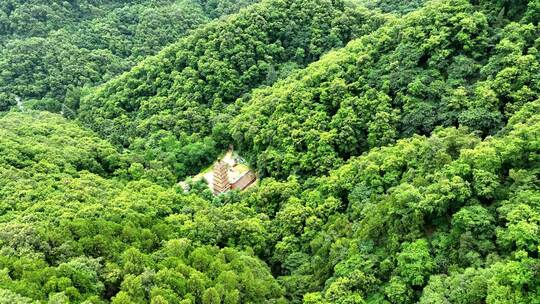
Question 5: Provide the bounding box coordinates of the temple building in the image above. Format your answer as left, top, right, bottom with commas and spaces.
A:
213, 160, 231, 194
183, 147, 257, 195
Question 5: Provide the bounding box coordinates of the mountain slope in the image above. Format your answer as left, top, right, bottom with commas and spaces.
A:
0, 0, 258, 112
253, 98, 540, 302
0, 0, 539, 303
0, 112, 283, 303
77, 0, 388, 181
230, 0, 540, 178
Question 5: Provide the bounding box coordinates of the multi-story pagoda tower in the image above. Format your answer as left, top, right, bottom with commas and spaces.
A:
213, 160, 230, 194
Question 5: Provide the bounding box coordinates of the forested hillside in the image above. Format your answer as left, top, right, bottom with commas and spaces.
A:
1, 0, 540, 303
0, 0, 257, 112
0, 112, 284, 303
360, 0, 426, 14
78, 0, 389, 181
231, 0, 540, 178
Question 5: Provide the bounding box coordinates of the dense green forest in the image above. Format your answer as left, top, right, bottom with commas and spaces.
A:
0, 0, 257, 112
1, 0, 540, 303
77, 0, 389, 182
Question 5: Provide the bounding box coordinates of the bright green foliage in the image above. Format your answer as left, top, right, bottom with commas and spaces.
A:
0, 288, 38, 304
0, 111, 119, 176
197, 0, 260, 18
0, 112, 282, 302
232, 0, 540, 178
262, 100, 540, 303
0, 0, 257, 111
1, 0, 540, 303
77, 0, 388, 181
109, 243, 284, 303
0, 0, 125, 42
362, 0, 426, 14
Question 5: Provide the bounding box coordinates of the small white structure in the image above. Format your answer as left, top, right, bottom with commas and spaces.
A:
189, 147, 257, 195
178, 181, 190, 192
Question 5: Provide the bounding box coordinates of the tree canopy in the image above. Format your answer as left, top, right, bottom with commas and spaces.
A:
1, 0, 540, 303
0, 0, 258, 112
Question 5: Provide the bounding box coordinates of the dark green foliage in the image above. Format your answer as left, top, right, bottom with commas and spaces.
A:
231, 0, 540, 178
265, 101, 540, 303
0, 0, 256, 111
363, 0, 426, 14
77, 0, 387, 181
0, 112, 283, 303
196, 0, 259, 18
1, 0, 540, 303
78, 0, 387, 145
0, 0, 125, 42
